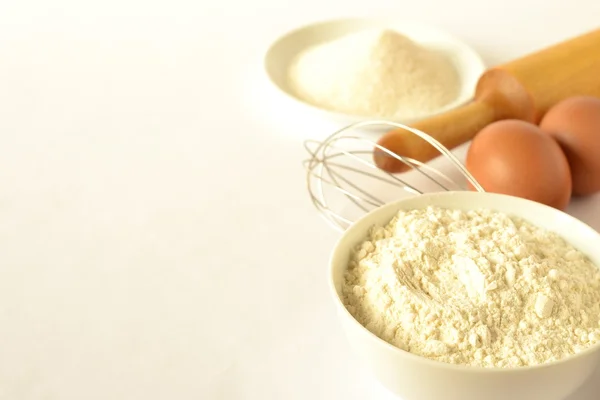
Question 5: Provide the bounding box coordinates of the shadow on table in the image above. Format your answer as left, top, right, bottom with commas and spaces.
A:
567, 193, 600, 233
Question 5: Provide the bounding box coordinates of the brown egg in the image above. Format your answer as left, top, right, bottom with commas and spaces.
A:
540, 96, 600, 196
466, 119, 572, 210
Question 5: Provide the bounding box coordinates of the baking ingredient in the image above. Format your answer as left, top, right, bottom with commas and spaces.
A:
287, 29, 460, 119
540, 96, 600, 196
465, 120, 572, 210
342, 206, 600, 368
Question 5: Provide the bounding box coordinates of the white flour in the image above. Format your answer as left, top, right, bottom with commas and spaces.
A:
287, 29, 460, 119
342, 207, 600, 368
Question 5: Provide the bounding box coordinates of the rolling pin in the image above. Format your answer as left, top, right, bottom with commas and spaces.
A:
374, 28, 600, 173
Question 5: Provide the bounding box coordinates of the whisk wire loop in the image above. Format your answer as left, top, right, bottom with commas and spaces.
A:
304, 120, 485, 232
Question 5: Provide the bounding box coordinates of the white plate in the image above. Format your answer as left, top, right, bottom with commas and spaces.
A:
264, 18, 486, 126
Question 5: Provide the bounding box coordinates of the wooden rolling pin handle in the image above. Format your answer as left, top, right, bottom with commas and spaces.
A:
374, 68, 537, 173
374, 101, 496, 173
374, 28, 600, 173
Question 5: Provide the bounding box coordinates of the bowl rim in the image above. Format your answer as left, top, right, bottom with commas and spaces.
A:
328, 191, 600, 373
262, 17, 487, 124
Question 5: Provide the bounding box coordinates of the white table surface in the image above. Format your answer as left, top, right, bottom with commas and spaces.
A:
1, 1, 600, 399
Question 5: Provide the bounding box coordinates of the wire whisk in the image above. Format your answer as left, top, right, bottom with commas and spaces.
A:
303, 120, 485, 233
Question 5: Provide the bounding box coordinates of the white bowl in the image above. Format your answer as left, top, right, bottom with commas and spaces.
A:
264, 18, 486, 126
329, 191, 600, 400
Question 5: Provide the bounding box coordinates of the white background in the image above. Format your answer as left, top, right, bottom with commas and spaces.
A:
1, 1, 600, 399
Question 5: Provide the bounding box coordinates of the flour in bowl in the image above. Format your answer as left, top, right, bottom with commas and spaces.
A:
342, 206, 600, 368
287, 29, 460, 119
